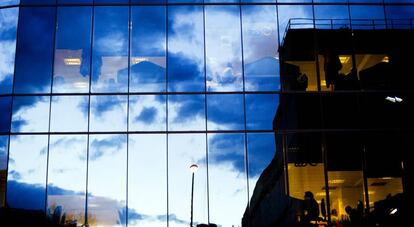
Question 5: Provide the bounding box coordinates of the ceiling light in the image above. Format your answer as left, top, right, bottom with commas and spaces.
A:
64, 58, 81, 66
382, 56, 389, 63
390, 208, 398, 215
385, 96, 396, 103
339, 56, 350, 64
328, 179, 345, 184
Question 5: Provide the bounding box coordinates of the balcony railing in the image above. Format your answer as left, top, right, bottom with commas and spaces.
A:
282, 18, 414, 46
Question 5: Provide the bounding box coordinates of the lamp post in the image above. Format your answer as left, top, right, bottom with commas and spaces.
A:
190, 164, 199, 227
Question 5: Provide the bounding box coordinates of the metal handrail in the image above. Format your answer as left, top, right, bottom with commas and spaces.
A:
282, 18, 414, 46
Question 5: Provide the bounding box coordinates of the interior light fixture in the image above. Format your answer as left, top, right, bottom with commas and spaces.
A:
339, 56, 350, 64
64, 58, 81, 66
382, 56, 389, 63
390, 208, 398, 215
328, 179, 345, 184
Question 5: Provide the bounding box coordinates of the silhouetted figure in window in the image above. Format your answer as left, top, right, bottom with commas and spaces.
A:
345, 205, 363, 227
301, 191, 319, 226
324, 51, 342, 89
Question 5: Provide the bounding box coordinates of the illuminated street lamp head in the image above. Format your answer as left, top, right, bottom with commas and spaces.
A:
190, 164, 199, 173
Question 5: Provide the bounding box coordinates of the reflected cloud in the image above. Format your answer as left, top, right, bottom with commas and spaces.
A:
0, 8, 18, 93
89, 135, 126, 161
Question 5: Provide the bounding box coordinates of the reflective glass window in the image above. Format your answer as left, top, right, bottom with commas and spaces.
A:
364, 132, 404, 210
94, 0, 129, 4
284, 133, 326, 224
14, 7, 56, 94
168, 6, 205, 92
0, 96, 12, 133
20, 0, 55, 4
128, 134, 167, 226
129, 95, 166, 131
278, 5, 313, 46
47, 135, 87, 226
168, 95, 206, 131
7, 135, 48, 210
321, 93, 360, 129
205, 6, 243, 92
11, 96, 50, 133
88, 134, 127, 226
207, 94, 244, 131
50, 96, 89, 132
90, 95, 127, 132
314, 5, 350, 29
242, 5, 279, 91
247, 133, 276, 197
326, 133, 365, 222
168, 134, 208, 226
58, 0, 92, 3
385, 6, 414, 29
0, 7, 18, 94
168, 0, 203, 2
208, 133, 247, 226
0, 0, 19, 6
91, 7, 129, 93
130, 6, 166, 93
0, 136, 8, 207
350, 6, 386, 29
242, 0, 276, 2
246, 94, 278, 130
132, 0, 166, 3
53, 7, 92, 93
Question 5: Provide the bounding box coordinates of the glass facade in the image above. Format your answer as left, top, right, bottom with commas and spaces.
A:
0, 1, 413, 227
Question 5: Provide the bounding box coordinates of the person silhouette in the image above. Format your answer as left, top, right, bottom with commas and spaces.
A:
302, 191, 320, 226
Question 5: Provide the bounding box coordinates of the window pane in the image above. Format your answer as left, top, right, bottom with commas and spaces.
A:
11, 96, 50, 133
7, 135, 48, 211
47, 135, 87, 226
132, 0, 166, 3
0, 0, 19, 6
168, 95, 205, 131
242, 5, 279, 91
208, 133, 247, 226
50, 96, 89, 132
0, 96, 12, 133
168, 6, 205, 92
0, 136, 8, 207
321, 93, 360, 129
128, 134, 167, 226
246, 94, 278, 130
385, 6, 414, 29
14, 7, 56, 94
94, 0, 129, 3
350, 6, 385, 30
88, 134, 127, 226
278, 5, 313, 46
58, 0, 92, 3
130, 6, 166, 93
90, 95, 127, 132
314, 5, 350, 29
326, 133, 365, 220
92, 7, 129, 93
20, 0, 55, 4
129, 95, 166, 132
207, 94, 244, 131
168, 134, 208, 226
53, 7, 92, 93
205, 6, 243, 92
0, 8, 18, 94
247, 133, 275, 198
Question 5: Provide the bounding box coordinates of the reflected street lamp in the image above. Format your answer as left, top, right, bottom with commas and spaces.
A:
190, 164, 199, 227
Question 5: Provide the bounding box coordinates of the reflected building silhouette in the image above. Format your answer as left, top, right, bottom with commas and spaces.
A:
243, 19, 413, 227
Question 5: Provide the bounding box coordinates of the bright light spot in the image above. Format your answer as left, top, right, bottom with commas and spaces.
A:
190, 164, 199, 173
64, 58, 81, 66
131, 57, 148, 65
339, 56, 350, 64
382, 56, 389, 63
395, 97, 403, 102
390, 208, 398, 215
328, 179, 345, 184
73, 82, 88, 88
385, 96, 396, 103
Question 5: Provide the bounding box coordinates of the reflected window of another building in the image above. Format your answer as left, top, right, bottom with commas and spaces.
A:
47, 135, 87, 226
128, 134, 167, 226
7, 135, 48, 211
53, 7, 92, 93
91, 6, 129, 93
128, 95, 166, 132
205, 6, 243, 92
88, 134, 127, 226
326, 133, 365, 222
130, 6, 166, 93
242, 5, 279, 91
